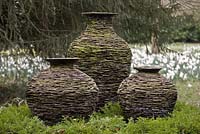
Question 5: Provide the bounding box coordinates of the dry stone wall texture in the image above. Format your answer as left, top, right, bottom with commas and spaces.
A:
118, 70, 177, 119
27, 66, 98, 125
68, 13, 132, 108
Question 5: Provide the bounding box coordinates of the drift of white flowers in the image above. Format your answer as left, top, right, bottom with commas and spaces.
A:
1, 45, 200, 81
131, 45, 200, 80
0, 55, 47, 81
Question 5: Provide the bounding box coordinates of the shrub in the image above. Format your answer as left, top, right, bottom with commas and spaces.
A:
0, 102, 200, 134
0, 105, 45, 134
91, 102, 123, 118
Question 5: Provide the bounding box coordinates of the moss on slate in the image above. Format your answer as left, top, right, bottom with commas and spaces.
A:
68, 13, 132, 108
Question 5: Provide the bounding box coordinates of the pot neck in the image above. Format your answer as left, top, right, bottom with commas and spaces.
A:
82, 12, 117, 26
46, 58, 79, 68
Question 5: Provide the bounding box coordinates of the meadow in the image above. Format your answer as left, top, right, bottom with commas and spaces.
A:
130, 43, 200, 107
0, 43, 200, 133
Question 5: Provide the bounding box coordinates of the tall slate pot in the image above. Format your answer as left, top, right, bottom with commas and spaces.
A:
68, 12, 132, 108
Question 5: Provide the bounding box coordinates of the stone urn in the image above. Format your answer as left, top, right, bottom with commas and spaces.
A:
117, 66, 177, 119
68, 12, 132, 108
26, 58, 98, 125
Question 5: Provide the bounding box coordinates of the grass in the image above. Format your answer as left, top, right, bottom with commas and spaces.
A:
175, 79, 200, 107
167, 42, 200, 52
129, 42, 200, 52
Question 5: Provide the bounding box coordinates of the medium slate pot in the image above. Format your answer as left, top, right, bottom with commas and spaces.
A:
117, 66, 177, 119
68, 12, 132, 108
26, 58, 98, 125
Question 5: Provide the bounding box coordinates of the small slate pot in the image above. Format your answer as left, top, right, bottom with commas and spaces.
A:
117, 66, 177, 119
26, 58, 99, 125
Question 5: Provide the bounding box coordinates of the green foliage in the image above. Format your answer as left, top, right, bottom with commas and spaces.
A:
170, 15, 200, 42
44, 102, 125, 134
46, 117, 125, 134
91, 102, 123, 118
120, 117, 179, 134
0, 0, 181, 57
171, 102, 200, 134
0, 105, 45, 134
45, 119, 95, 134
115, 0, 175, 44
120, 102, 200, 134
0, 102, 200, 134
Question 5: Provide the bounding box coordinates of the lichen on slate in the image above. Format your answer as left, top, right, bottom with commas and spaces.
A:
68, 12, 132, 108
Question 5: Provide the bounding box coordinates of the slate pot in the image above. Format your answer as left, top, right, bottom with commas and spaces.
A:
117, 66, 177, 119
26, 58, 98, 125
68, 12, 132, 108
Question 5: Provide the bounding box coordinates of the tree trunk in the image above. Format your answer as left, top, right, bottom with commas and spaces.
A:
151, 16, 160, 54
151, 30, 160, 54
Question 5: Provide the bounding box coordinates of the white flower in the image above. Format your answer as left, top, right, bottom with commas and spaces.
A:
187, 83, 192, 88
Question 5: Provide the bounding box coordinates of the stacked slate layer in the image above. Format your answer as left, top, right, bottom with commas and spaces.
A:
68, 12, 132, 108
118, 66, 177, 119
26, 58, 98, 125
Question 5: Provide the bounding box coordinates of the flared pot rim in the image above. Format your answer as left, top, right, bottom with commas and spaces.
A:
134, 65, 162, 73
82, 12, 118, 16
45, 58, 79, 66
